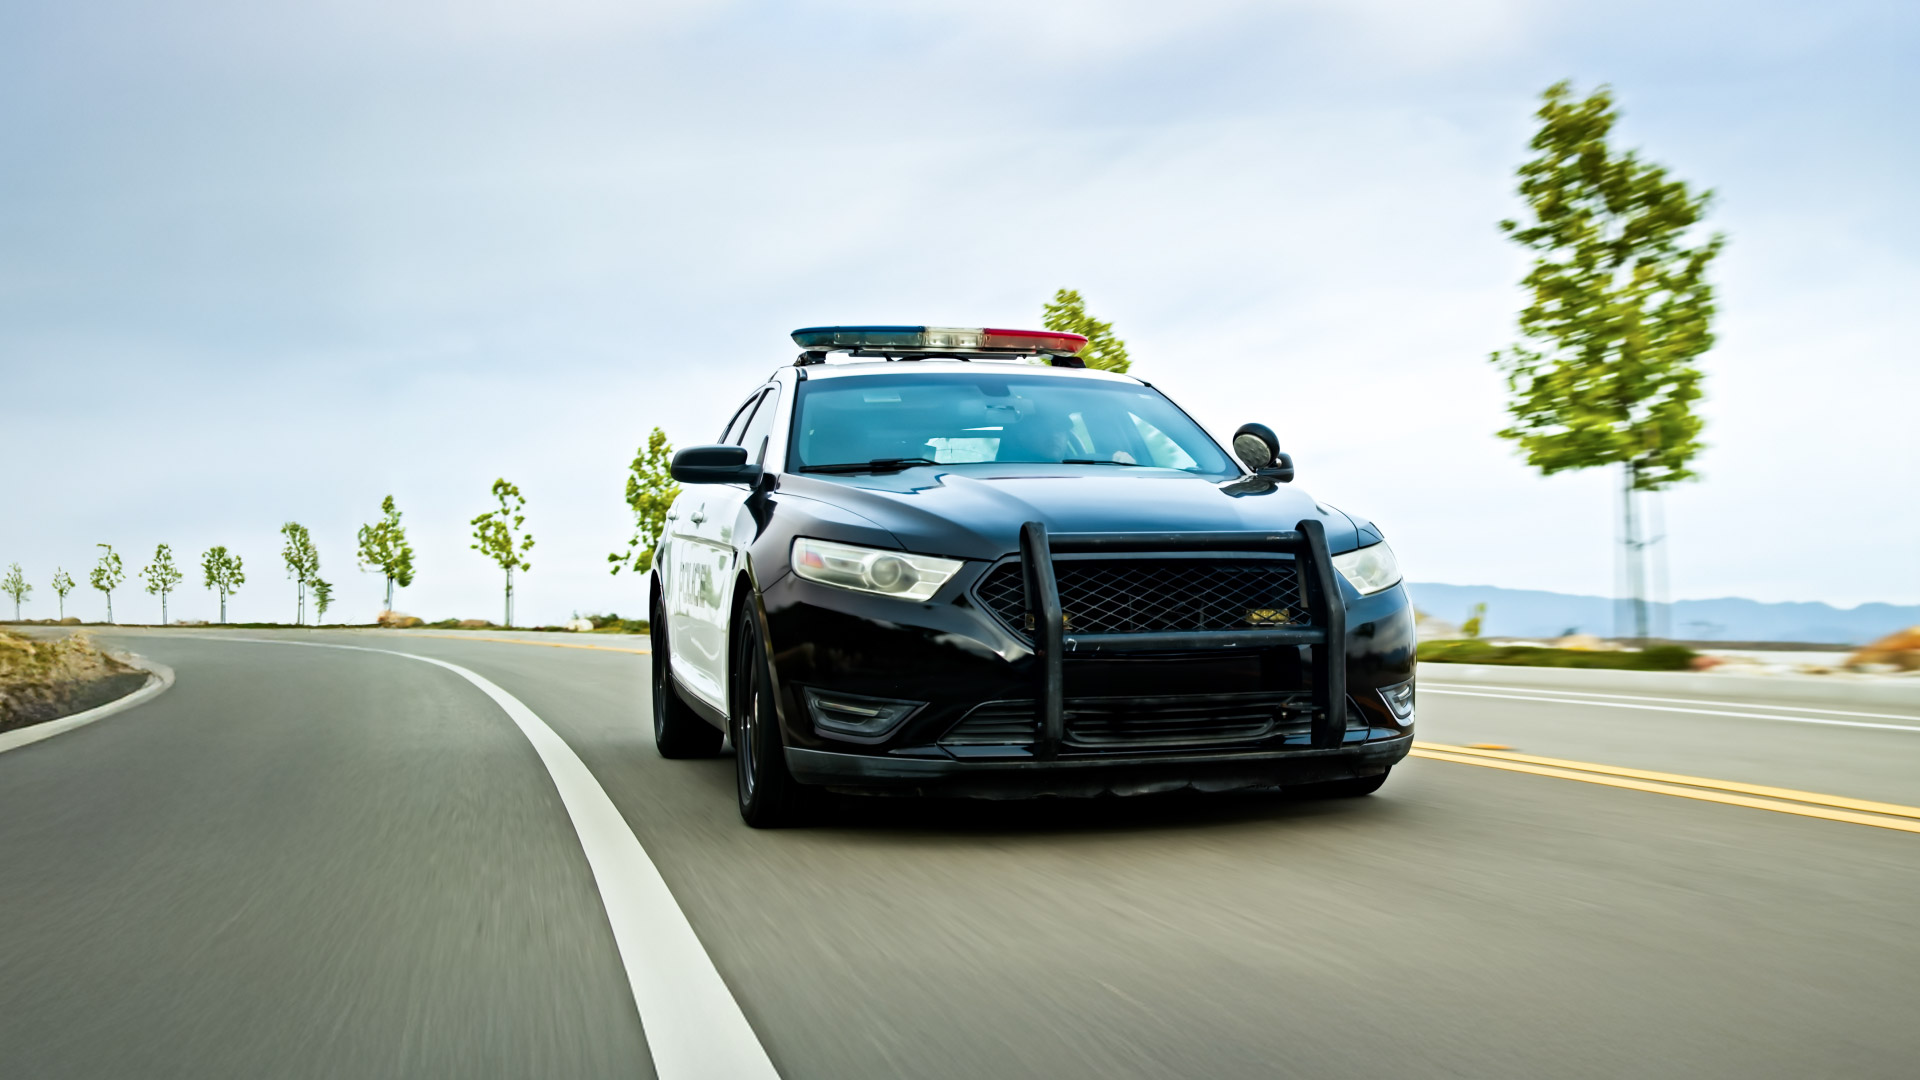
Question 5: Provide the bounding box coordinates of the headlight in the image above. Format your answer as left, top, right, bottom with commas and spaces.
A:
1331, 541, 1401, 596
791, 537, 963, 602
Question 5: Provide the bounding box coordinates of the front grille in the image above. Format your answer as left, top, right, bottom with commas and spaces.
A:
1066, 696, 1302, 746
940, 694, 1314, 749
975, 558, 1307, 640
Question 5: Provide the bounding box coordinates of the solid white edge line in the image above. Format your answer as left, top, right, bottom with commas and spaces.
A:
216, 638, 780, 1080
1422, 687, 1920, 733
0, 654, 176, 755
1427, 681, 1920, 723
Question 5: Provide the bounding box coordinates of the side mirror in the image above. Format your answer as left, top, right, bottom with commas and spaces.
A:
671, 444, 764, 486
1232, 423, 1294, 482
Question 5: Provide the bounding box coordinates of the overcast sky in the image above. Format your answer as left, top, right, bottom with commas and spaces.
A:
4, 0, 1916, 627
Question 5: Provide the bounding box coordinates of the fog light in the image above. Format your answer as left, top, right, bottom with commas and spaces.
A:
803, 688, 924, 741
1377, 679, 1415, 720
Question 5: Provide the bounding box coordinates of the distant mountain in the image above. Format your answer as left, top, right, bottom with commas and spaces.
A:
1404, 583, 1920, 646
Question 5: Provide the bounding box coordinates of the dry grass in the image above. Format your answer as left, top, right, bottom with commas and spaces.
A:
0, 629, 144, 731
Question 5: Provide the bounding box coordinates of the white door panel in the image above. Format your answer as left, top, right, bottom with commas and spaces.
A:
664, 495, 725, 707
683, 491, 750, 707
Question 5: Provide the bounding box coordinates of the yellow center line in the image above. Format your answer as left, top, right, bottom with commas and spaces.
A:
404, 633, 650, 655
1411, 741, 1920, 835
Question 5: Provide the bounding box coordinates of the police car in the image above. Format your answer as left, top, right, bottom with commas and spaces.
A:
651, 326, 1414, 826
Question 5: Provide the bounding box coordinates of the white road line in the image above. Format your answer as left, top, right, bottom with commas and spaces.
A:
219, 638, 779, 1080
1423, 687, 1920, 733
1427, 681, 1920, 723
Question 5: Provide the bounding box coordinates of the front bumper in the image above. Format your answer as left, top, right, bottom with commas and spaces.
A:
760, 518, 1416, 793
788, 735, 1411, 799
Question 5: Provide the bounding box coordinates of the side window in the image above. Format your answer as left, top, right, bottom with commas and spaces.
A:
737, 386, 781, 464
721, 392, 763, 446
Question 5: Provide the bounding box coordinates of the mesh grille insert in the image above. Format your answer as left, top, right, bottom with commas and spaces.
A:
975, 558, 1307, 639
940, 694, 1313, 749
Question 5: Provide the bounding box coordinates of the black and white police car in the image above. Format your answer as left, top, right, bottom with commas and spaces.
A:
651, 325, 1413, 826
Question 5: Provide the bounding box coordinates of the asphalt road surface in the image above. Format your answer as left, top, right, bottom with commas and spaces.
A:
3, 630, 1917, 1079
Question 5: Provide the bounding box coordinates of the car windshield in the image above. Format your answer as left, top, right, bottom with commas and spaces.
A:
790, 371, 1237, 475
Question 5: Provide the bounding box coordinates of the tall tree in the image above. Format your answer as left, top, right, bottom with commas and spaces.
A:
51, 568, 75, 620
2, 563, 29, 620
1042, 289, 1131, 372
1492, 81, 1723, 642
140, 543, 184, 625
609, 428, 679, 577
90, 544, 124, 623
471, 478, 535, 627
311, 578, 334, 624
201, 545, 246, 624
280, 522, 321, 625
356, 495, 416, 611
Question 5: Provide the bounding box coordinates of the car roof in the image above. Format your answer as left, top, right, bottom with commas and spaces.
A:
795, 359, 1141, 384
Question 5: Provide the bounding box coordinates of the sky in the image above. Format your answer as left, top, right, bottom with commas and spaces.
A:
3, 0, 1917, 627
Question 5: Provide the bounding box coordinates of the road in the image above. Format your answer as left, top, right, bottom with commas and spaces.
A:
3, 630, 1918, 1079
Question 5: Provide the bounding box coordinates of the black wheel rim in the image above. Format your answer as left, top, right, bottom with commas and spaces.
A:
736, 638, 759, 803
651, 617, 667, 741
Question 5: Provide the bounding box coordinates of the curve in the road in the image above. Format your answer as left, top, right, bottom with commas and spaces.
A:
217, 637, 778, 1080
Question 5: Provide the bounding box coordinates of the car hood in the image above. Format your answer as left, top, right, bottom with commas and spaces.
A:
777, 466, 1361, 561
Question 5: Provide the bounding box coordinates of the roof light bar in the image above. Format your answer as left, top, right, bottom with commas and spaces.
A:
791, 325, 1089, 360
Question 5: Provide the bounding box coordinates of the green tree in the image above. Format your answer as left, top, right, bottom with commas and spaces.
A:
90, 544, 125, 623
2, 563, 29, 620
280, 522, 320, 625
356, 495, 416, 611
201, 545, 246, 624
51, 568, 76, 620
1462, 603, 1487, 640
1042, 288, 1131, 372
140, 543, 184, 625
471, 478, 534, 627
609, 428, 679, 577
311, 578, 334, 624
1492, 81, 1723, 642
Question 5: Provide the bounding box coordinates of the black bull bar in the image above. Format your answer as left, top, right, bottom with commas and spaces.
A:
1017, 519, 1348, 756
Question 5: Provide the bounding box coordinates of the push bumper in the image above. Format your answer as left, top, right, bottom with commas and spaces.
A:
787, 733, 1412, 799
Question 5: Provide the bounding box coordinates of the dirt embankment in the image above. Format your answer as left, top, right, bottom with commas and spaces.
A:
0, 630, 149, 733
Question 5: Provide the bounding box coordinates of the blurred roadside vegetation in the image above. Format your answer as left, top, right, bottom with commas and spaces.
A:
0, 629, 147, 731
1419, 639, 1697, 670
584, 614, 649, 633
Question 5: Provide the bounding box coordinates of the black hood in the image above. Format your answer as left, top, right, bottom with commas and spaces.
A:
777, 465, 1362, 562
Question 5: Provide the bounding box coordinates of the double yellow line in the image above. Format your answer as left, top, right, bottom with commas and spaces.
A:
1413, 741, 1920, 835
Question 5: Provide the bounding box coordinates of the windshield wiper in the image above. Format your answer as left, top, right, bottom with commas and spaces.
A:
1061, 458, 1149, 467
801, 457, 940, 474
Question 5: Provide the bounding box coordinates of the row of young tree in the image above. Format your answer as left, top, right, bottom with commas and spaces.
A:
3, 463, 656, 629
2, 479, 566, 628
2, 497, 418, 627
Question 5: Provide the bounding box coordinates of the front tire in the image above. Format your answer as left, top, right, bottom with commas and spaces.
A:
732, 610, 818, 828
652, 593, 722, 759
